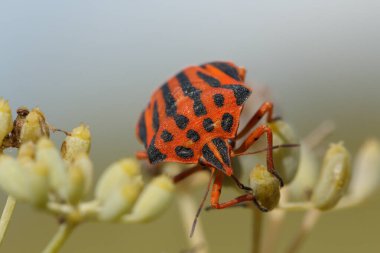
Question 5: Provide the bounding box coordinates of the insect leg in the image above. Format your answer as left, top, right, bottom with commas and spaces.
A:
232, 125, 284, 186
210, 171, 267, 210
135, 151, 148, 160
236, 101, 273, 139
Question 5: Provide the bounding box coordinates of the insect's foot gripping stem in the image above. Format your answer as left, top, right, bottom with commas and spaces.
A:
231, 175, 252, 192
253, 198, 269, 212
270, 169, 284, 187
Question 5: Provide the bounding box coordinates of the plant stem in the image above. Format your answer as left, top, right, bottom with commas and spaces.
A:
42, 222, 76, 253
284, 209, 321, 253
176, 191, 208, 253
252, 207, 263, 253
261, 209, 286, 253
0, 196, 16, 246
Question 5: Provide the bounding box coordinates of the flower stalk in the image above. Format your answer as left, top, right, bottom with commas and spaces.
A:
42, 222, 77, 253
0, 196, 16, 246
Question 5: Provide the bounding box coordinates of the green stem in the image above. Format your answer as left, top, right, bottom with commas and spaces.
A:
0, 196, 16, 246
42, 222, 76, 253
284, 209, 321, 253
252, 207, 263, 253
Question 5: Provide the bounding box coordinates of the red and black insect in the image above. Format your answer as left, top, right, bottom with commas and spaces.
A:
136, 61, 283, 228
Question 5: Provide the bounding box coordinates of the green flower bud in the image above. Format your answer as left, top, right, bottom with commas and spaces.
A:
249, 164, 281, 211
311, 142, 351, 210
122, 175, 174, 223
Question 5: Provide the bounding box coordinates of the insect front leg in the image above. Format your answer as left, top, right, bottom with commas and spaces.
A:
232, 125, 284, 186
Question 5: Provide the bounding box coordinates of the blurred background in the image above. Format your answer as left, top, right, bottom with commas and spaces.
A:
1, 0, 379, 252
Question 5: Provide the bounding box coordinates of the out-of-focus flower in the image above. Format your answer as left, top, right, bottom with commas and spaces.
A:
250, 164, 281, 211
95, 159, 144, 221
62, 154, 93, 205
36, 138, 67, 198
311, 142, 351, 210
287, 144, 319, 202
269, 120, 300, 185
122, 174, 175, 223
61, 124, 91, 161
338, 139, 380, 208
0, 99, 13, 147
0, 149, 49, 207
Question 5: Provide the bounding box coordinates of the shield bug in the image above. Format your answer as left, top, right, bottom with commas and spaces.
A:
136, 61, 284, 232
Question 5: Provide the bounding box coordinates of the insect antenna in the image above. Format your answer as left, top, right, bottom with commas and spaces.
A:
236, 143, 300, 157
190, 168, 215, 238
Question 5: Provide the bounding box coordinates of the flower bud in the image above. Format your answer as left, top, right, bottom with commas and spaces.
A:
97, 178, 143, 221
61, 124, 91, 161
269, 120, 300, 185
287, 145, 319, 202
122, 175, 175, 223
249, 164, 281, 211
36, 138, 67, 198
17, 142, 36, 165
0, 155, 28, 200
95, 158, 141, 202
19, 108, 49, 144
0, 99, 13, 146
346, 139, 380, 204
62, 153, 93, 204
311, 142, 351, 210
0, 155, 48, 207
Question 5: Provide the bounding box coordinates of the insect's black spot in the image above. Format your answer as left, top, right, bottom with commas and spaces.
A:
223, 85, 251, 106
203, 118, 214, 132
174, 114, 189, 130
201, 144, 224, 172
152, 101, 160, 132
213, 94, 224, 107
161, 130, 173, 142
175, 146, 194, 159
161, 83, 177, 117
221, 113, 234, 133
147, 136, 167, 164
197, 71, 221, 88
210, 62, 240, 81
138, 112, 148, 148
212, 138, 231, 166
176, 72, 207, 117
186, 129, 200, 142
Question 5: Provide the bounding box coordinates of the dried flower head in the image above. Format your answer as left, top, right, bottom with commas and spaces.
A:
19, 108, 50, 143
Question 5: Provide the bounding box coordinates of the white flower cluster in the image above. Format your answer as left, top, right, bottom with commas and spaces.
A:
0, 99, 175, 226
